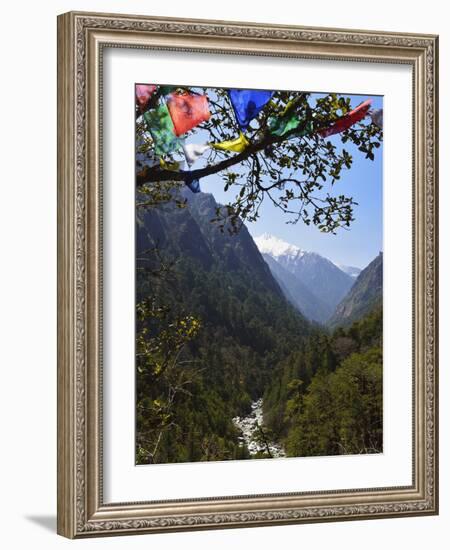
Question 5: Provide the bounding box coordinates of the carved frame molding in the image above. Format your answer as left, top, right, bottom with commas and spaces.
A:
57, 11, 438, 538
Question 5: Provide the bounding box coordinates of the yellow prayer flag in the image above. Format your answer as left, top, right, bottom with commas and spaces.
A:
159, 158, 183, 171
211, 132, 250, 153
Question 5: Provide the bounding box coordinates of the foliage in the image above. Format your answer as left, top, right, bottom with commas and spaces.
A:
135, 198, 312, 464
136, 272, 202, 464
264, 306, 383, 456
284, 347, 382, 456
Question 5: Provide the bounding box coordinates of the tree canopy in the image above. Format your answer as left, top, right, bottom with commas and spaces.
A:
136, 88, 383, 234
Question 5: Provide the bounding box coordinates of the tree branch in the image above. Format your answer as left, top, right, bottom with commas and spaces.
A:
136, 133, 285, 187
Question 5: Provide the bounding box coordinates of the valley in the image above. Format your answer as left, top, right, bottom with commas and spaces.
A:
136, 190, 383, 464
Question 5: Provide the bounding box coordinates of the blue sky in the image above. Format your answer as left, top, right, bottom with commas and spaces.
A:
198, 92, 383, 269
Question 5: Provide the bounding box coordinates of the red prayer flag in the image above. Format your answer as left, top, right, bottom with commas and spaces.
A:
318, 99, 372, 138
135, 84, 157, 110
167, 92, 211, 136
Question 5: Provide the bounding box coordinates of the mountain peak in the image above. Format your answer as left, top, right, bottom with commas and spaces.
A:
254, 233, 304, 259
254, 233, 355, 316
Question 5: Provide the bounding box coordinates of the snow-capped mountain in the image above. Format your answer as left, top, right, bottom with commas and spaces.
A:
254, 234, 355, 321
254, 233, 305, 260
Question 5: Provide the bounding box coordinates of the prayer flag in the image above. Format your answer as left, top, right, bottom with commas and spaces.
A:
228, 89, 274, 130
185, 178, 201, 193
268, 114, 301, 137
167, 92, 211, 136
159, 158, 185, 171
182, 143, 210, 167
318, 99, 372, 138
369, 108, 383, 129
159, 85, 177, 96
211, 132, 249, 153
298, 120, 314, 137
143, 104, 181, 156
135, 84, 157, 110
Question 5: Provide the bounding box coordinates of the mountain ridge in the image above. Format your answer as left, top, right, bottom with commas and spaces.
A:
335, 264, 362, 278
328, 252, 383, 328
254, 233, 355, 321
261, 252, 331, 323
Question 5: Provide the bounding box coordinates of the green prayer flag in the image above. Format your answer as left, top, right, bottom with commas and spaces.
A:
268, 114, 301, 136
269, 116, 313, 139
143, 104, 181, 156
298, 120, 313, 137
159, 85, 177, 96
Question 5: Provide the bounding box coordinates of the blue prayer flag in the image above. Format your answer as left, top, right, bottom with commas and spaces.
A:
185, 178, 201, 193
228, 89, 274, 131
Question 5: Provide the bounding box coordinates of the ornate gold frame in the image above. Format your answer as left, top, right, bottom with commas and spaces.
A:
57, 11, 439, 538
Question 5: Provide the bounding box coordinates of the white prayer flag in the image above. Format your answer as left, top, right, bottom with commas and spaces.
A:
369, 109, 383, 129
182, 143, 210, 167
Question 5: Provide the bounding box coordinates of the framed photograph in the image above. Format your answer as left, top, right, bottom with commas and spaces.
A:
57, 11, 439, 538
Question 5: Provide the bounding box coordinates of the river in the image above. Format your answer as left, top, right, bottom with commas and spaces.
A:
232, 398, 286, 458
